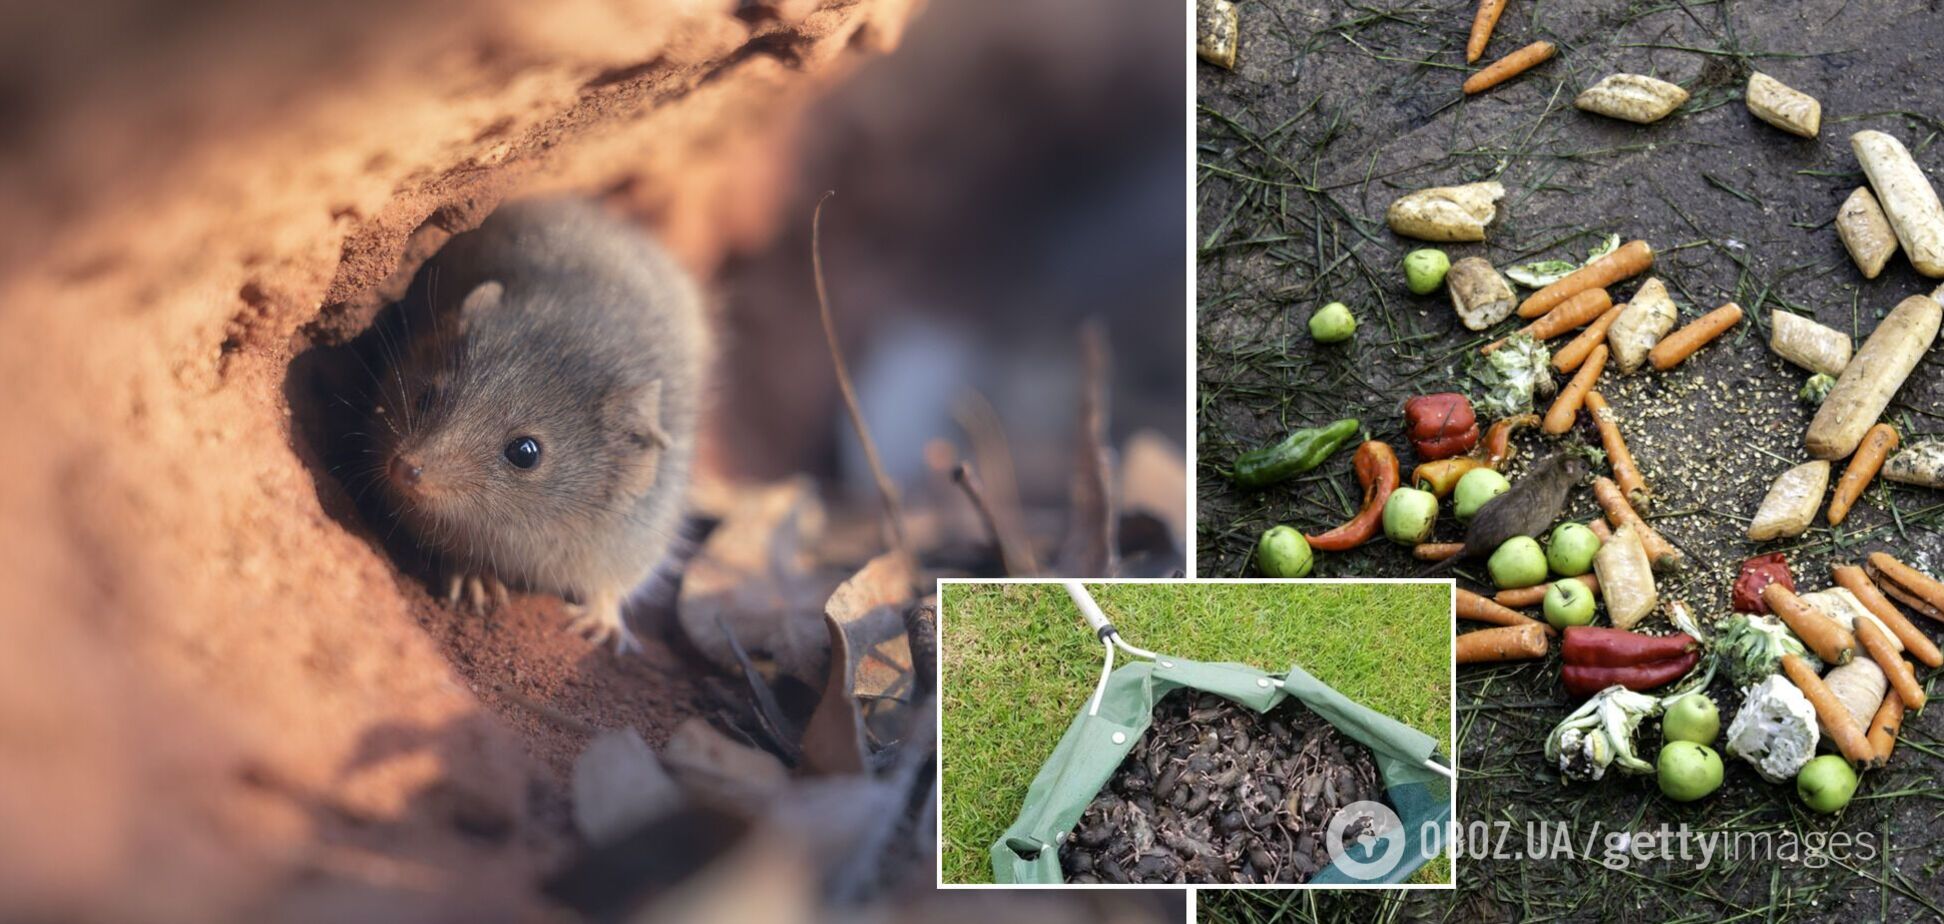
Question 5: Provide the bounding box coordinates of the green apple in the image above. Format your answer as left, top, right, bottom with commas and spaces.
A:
1662, 693, 1720, 746
1309, 302, 1357, 343
1546, 522, 1602, 576
1403, 249, 1451, 295
1255, 526, 1314, 578
1797, 754, 1859, 814
1487, 536, 1548, 588
1657, 741, 1724, 802
1542, 578, 1597, 628
1452, 468, 1511, 522
1382, 487, 1439, 545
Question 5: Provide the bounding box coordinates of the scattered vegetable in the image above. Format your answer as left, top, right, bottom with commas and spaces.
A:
1657, 741, 1723, 802
1542, 342, 1605, 434
1457, 622, 1550, 664
1386, 181, 1504, 242
1542, 578, 1599, 628
1488, 536, 1549, 589
1546, 686, 1663, 780
1403, 393, 1479, 460
1462, 40, 1555, 96
1230, 418, 1359, 488
1865, 552, 1944, 623
1883, 438, 1944, 488
1781, 654, 1876, 767
1648, 301, 1742, 371
1852, 616, 1925, 711
1827, 423, 1897, 525
1593, 524, 1656, 630
1764, 584, 1856, 666
1456, 587, 1551, 632
1663, 693, 1720, 746
1560, 626, 1699, 698
1591, 476, 1681, 571
1497, 572, 1595, 609
1584, 391, 1649, 509
1798, 373, 1836, 405
1796, 753, 1859, 813
1308, 301, 1357, 343
1404, 249, 1451, 295
1724, 675, 1819, 783
1478, 413, 1539, 468
1382, 487, 1440, 545
1718, 613, 1819, 688
1506, 234, 1621, 289
1730, 552, 1794, 614
1413, 541, 1464, 561
1867, 690, 1904, 763
1605, 276, 1677, 374
1574, 73, 1690, 124
1465, 0, 1506, 63
1453, 467, 1511, 521
1413, 456, 1487, 497
1832, 564, 1942, 667
1472, 333, 1552, 417
1747, 460, 1829, 540
1306, 441, 1399, 551
1255, 526, 1314, 578
1194, 0, 1238, 69
1820, 658, 1887, 749
1852, 130, 1944, 276
1835, 187, 1898, 280
1489, 288, 1612, 352
1545, 522, 1601, 577
1744, 72, 1820, 138
1800, 587, 1900, 654
1446, 256, 1516, 330
1552, 302, 1625, 373
1805, 294, 1942, 459
1518, 239, 1653, 319
1769, 309, 1853, 376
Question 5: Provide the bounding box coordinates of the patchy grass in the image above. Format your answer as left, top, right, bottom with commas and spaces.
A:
937, 580, 1453, 884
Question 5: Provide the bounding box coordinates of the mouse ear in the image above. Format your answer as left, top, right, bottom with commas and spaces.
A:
607, 378, 672, 499
454, 281, 504, 335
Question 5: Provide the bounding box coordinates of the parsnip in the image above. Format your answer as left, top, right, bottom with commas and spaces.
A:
1606, 277, 1677, 373
1748, 461, 1830, 540
1447, 256, 1516, 330
1386, 182, 1505, 242
1806, 295, 1943, 460
1594, 525, 1656, 630
1744, 72, 1820, 138
1769, 309, 1853, 376
1196, 0, 1238, 69
1835, 187, 1898, 280
1822, 658, 1886, 737
1853, 131, 1944, 277
1884, 439, 1944, 488
1800, 587, 1904, 654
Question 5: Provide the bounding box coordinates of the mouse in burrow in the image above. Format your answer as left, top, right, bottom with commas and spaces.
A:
368, 198, 709, 653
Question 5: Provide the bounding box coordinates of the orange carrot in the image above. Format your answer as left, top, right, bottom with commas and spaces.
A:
1584, 391, 1649, 509
1462, 40, 1555, 95
1764, 584, 1856, 666
1456, 623, 1549, 663
1827, 424, 1898, 526
1586, 517, 1612, 541
1553, 302, 1626, 372
1782, 654, 1877, 767
1414, 542, 1465, 561
1867, 552, 1944, 623
1833, 564, 1942, 668
1867, 690, 1904, 763
1543, 343, 1605, 434
1590, 476, 1681, 570
1458, 588, 1554, 633
1518, 240, 1654, 318
1486, 289, 1613, 354
1648, 301, 1744, 370
1853, 616, 1926, 710
1466, 0, 1508, 63
1495, 573, 1596, 608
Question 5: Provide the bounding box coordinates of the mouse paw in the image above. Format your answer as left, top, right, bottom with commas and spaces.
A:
564, 594, 641, 655
445, 573, 510, 615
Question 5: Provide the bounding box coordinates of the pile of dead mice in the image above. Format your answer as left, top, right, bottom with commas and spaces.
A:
1221, 6, 1944, 820
1059, 692, 1386, 884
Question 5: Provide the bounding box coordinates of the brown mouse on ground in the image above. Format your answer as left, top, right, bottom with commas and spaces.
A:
371, 198, 710, 653
1422, 451, 1588, 574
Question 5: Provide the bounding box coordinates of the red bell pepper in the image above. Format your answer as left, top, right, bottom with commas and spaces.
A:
1731, 553, 1794, 614
1403, 393, 1479, 461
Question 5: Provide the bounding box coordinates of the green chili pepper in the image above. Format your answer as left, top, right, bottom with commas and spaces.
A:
1230, 418, 1360, 489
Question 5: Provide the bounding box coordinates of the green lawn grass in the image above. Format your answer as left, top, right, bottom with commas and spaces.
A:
938, 580, 1455, 885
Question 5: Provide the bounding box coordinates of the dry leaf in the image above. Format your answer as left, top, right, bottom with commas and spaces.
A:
661, 718, 790, 813
677, 478, 833, 686
801, 551, 917, 773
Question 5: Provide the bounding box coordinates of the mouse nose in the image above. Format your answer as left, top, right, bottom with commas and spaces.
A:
388, 453, 425, 492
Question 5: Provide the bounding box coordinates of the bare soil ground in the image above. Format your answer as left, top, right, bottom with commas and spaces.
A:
1199, 0, 1943, 918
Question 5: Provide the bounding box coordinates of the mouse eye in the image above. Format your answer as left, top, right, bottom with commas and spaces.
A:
503, 436, 542, 469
